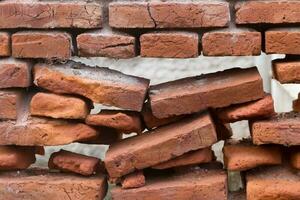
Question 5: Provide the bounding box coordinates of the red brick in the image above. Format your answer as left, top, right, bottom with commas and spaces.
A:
246, 166, 300, 200
202, 29, 261, 56
49, 150, 103, 176
121, 171, 145, 189
0, 1, 102, 29
0, 58, 32, 88
141, 101, 185, 130
86, 110, 143, 134
0, 90, 23, 120
273, 59, 300, 83
216, 94, 275, 123
109, 2, 229, 28
235, 1, 300, 24
30, 92, 90, 119
293, 95, 300, 112
152, 148, 214, 170
250, 112, 300, 146
12, 31, 72, 59
140, 32, 198, 58
265, 29, 300, 55
33, 61, 150, 111
77, 32, 136, 59
81, 127, 122, 145
0, 32, 10, 56
0, 146, 36, 170
0, 169, 107, 200
112, 168, 227, 200
105, 112, 217, 179
150, 67, 264, 119
290, 147, 300, 170
223, 140, 282, 171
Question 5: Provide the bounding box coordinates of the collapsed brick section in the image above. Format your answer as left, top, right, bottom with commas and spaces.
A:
140, 32, 199, 58
109, 2, 230, 28
105, 112, 217, 178
250, 112, 300, 146
112, 168, 227, 200
0, 169, 107, 200
149, 67, 264, 118
0, 1, 102, 29
12, 32, 72, 59
33, 61, 150, 111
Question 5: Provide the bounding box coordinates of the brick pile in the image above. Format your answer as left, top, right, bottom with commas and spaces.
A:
0, 0, 299, 200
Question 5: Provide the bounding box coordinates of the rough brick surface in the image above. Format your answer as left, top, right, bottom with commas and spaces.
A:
105, 112, 217, 178
112, 168, 227, 200
0, 32, 10, 56
109, 2, 230, 28
0, 169, 107, 200
82, 127, 122, 145
150, 67, 264, 119
121, 171, 145, 189
0, 146, 36, 170
272, 59, 300, 83
0, 58, 31, 88
140, 32, 198, 58
202, 30, 261, 56
0, 90, 23, 120
12, 32, 72, 59
30, 92, 90, 119
86, 110, 143, 134
0, 1, 102, 29
235, 1, 300, 24
0, 117, 98, 146
250, 112, 300, 146
216, 94, 275, 123
210, 111, 233, 140
33, 61, 150, 111
265, 29, 300, 55
152, 148, 214, 170
290, 147, 300, 170
49, 150, 103, 176
77, 32, 136, 58
246, 166, 300, 200
223, 140, 282, 171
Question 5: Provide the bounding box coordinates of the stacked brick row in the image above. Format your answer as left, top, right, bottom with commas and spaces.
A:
0, 0, 300, 200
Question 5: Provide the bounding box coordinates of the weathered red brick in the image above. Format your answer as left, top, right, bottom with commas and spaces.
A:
121, 171, 145, 189
0, 116, 98, 146
0, 1, 102, 29
0, 146, 36, 170
272, 59, 300, 83
0, 90, 23, 120
223, 140, 282, 171
33, 61, 150, 111
86, 110, 143, 134
293, 94, 300, 112
0, 169, 107, 200
150, 67, 264, 119
141, 101, 185, 130
30, 92, 90, 119
216, 94, 275, 123
202, 29, 261, 56
250, 112, 300, 146
265, 29, 300, 55
152, 148, 214, 170
210, 110, 233, 140
77, 32, 136, 59
109, 2, 230, 28
246, 166, 300, 200
112, 168, 227, 200
105, 112, 217, 179
0, 32, 10, 56
49, 150, 103, 176
0, 58, 32, 88
140, 32, 198, 58
290, 147, 300, 170
235, 1, 300, 24
12, 31, 72, 59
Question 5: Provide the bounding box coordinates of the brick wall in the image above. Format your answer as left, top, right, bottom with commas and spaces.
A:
0, 0, 300, 200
